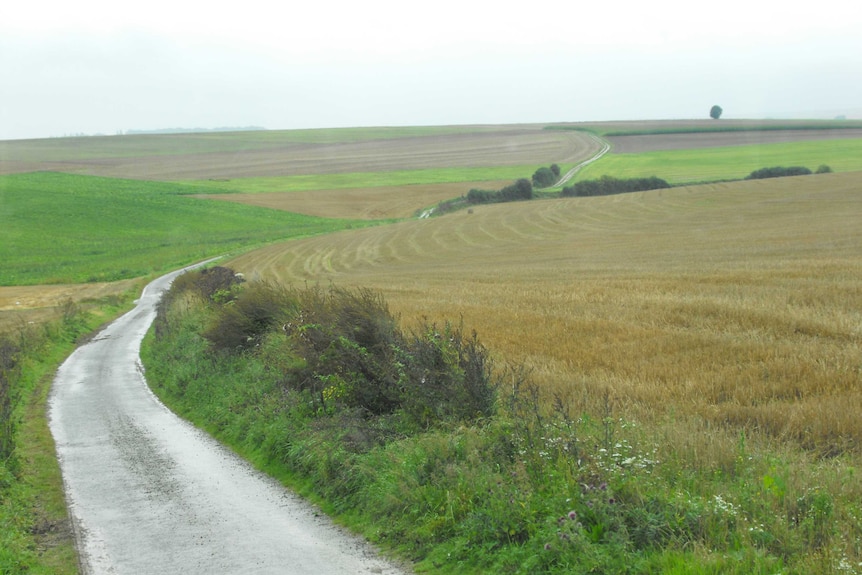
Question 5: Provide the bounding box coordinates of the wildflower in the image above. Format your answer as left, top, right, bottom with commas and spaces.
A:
568, 510, 577, 521
608, 498, 616, 505
599, 482, 608, 491
544, 543, 552, 551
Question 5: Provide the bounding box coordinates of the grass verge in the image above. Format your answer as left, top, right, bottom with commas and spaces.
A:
1, 291, 138, 574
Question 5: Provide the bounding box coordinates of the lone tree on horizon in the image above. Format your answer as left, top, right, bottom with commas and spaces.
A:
710, 105, 723, 119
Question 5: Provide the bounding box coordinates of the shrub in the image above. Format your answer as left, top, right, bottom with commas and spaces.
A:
281, 286, 404, 416
532, 167, 558, 189
158, 273, 497, 428
202, 280, 296, 352
467, 188, 496, 204
467, 178, 533, 204
815, 164, 833, 174
745, 166, 813, 180
400, 321, 496, 428
501, 178, 533, 201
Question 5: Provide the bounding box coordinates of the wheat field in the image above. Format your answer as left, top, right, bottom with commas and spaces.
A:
226, 171, 862, 455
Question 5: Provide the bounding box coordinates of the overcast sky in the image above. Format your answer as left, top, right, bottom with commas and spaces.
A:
2, 0, 860, 140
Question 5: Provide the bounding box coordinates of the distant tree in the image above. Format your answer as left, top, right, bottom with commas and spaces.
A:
550, 164, 561, 178
815, 164, 833, 174
710, 105, 723, 120
531, 167, 557, 189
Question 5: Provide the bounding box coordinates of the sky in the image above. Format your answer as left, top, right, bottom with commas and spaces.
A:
1, 0, 861, 140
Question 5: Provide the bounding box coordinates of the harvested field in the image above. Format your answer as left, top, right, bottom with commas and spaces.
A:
0, 129, 598, 181
0, 280, 139, 333
226, 171, 862, 452
194, 181, 511, 220
608, 128, 862, 153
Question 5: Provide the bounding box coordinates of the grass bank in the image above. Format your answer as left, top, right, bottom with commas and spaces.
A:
1, 290, 138, 574
141, 271, 861, 574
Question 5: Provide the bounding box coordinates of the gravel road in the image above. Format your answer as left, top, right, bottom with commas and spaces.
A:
49, 265, 410, 575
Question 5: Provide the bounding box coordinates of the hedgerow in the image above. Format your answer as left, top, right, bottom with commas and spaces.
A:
561, 175, 670, 197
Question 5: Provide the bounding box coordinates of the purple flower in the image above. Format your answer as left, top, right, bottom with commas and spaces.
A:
568, 510, 578, 521
599, 482, 608, 491
544, 543, 552, 551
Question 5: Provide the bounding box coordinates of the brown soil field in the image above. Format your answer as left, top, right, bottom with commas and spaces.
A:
225, 171, 862, 452
194, 181, 511, 220
0, 129, 597, 180
608, 128, 862, 153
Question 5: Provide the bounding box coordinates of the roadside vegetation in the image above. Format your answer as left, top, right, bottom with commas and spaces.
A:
1, 293, 136, 574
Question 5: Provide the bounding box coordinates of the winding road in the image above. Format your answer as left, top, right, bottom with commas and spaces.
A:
49, 266, 409, 575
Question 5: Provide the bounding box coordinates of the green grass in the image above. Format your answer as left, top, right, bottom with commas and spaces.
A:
0, 172, 375, 285
177, 166, 541, 193
576, 139, 862, 184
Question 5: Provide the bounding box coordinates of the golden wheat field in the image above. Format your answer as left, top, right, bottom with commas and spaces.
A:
226, 171, 862, 455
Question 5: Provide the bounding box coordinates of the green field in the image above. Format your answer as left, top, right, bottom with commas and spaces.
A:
177, 165, 544, 194
577, 138, 862, 184
0, 172, 372, 285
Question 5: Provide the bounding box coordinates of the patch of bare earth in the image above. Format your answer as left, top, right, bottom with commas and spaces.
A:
195, 181, 512, 220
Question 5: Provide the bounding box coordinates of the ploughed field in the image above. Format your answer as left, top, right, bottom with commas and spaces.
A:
0, 126, 599, 180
